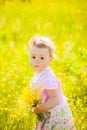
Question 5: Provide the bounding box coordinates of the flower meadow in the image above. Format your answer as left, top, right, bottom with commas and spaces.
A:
0, 0, 87, 130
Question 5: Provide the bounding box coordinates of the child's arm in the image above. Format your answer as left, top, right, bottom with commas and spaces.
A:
34, 89, 59, 114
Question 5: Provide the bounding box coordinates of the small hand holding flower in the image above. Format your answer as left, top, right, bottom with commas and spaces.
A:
34, 106, 42, 114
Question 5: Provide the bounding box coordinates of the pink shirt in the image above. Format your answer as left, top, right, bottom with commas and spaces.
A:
30, 67, 67, 111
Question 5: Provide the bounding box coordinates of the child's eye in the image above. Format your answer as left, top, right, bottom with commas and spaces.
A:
32, 56, 36, 59
41, 57, 44, 60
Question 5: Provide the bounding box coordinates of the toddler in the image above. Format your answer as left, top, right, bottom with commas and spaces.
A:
29, 36, 76, 130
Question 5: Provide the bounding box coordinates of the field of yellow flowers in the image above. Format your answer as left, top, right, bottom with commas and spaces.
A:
0, 0, 87, 130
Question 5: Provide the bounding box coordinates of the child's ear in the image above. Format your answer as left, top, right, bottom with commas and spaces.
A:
50, 56, 54, 62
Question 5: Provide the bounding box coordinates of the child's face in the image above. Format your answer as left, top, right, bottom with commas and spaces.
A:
29, 46, 53, 73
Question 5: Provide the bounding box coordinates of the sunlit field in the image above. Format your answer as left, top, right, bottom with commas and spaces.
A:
0, 0, 87, 130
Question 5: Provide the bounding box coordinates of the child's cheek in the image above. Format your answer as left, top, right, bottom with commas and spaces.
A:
30, 60, 33, 67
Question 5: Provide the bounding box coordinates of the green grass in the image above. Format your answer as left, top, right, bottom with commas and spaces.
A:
0, 0, 87, 129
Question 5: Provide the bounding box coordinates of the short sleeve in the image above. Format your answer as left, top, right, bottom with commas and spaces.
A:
43, 79, 58, 89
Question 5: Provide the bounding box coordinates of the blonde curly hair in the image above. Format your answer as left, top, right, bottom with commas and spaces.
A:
29, 35, 55, 57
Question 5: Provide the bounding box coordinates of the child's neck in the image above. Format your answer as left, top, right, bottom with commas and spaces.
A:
35, 71, 43, 76
35, 66, 49, 75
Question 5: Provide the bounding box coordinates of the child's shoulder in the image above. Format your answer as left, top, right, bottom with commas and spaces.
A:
43, 68, 58, 80
42, 73, 59, 90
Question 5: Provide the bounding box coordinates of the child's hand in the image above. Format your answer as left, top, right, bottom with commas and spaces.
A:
34, 106, 42, 114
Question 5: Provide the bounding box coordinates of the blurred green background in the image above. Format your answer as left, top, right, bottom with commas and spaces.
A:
0, 0, 87, 130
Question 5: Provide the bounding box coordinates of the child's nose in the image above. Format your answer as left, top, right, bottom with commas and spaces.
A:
35, 58, 40, 63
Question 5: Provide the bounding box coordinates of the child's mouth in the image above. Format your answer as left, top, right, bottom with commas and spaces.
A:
35, 65, 39, 67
